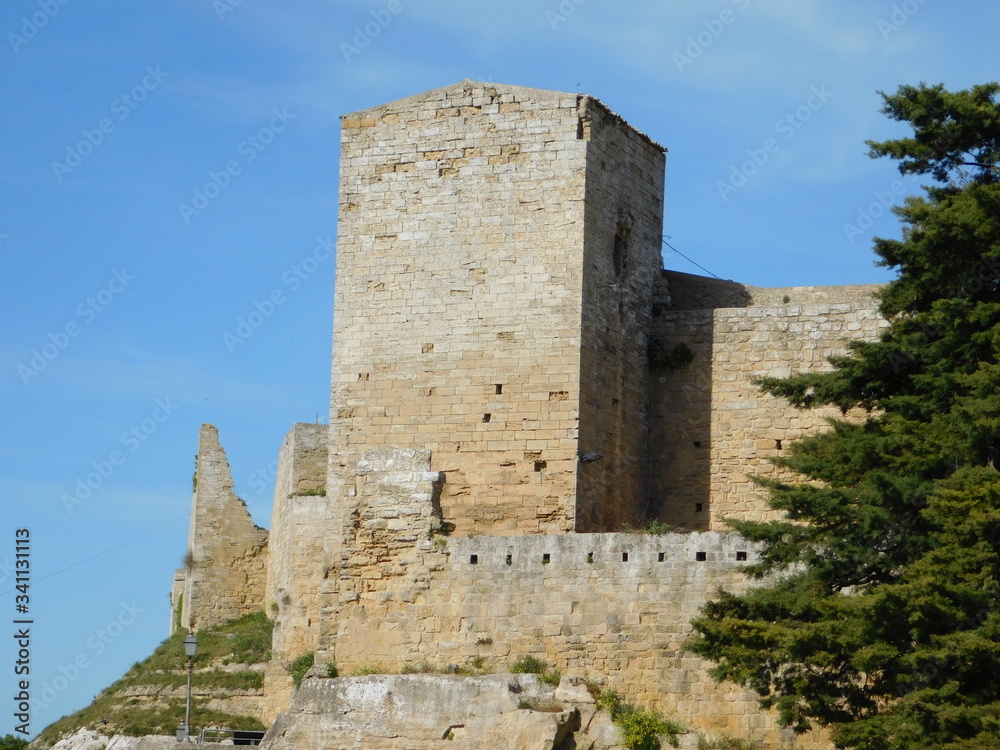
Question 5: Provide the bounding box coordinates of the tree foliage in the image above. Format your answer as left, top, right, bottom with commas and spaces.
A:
689, 83, 1000, 750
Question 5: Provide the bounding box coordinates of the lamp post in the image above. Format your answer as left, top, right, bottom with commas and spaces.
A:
182, 632, 198, 742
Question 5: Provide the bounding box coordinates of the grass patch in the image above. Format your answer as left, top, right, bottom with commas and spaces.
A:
517, 697, 565, 713
288, 652, 315, 689
697, 737, 764, 750
351, 663, 387, 676
32, 611, 273, 749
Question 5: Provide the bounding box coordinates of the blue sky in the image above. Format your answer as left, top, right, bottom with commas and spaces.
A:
2, 0, 998, 737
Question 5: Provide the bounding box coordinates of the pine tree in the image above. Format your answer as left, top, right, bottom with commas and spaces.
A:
689, 83, 1000, 750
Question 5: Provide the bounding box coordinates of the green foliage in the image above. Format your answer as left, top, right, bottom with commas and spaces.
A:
32, 611, 273, 748
288, 488, 326, 497
325, 662, 339, 678
509, 655, 548, 675
400, 661, 435, 674
288, 652, 315, 689
644, 519, 673, 535
690, 82, 1000, 750
648, 339, 695, 371
0, 735, 28, 750
597, 690, 682, 750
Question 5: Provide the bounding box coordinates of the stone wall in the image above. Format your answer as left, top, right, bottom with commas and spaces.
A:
650, 275, 886, 529
177, 424, 268, 631
575, 99, 665, 531
324, 448, 825, 747
263, 423, 328, 722
328, 80, 592, 537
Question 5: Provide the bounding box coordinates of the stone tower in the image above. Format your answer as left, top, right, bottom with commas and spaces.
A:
327, 80, 666, 536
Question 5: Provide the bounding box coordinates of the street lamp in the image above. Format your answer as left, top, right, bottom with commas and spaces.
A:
179, 632, 198, 742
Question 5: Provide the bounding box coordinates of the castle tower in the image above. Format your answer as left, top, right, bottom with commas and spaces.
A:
327, 80, 666, 535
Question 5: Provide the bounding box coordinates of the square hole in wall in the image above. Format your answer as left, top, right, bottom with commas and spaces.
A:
505, 554, 512, 566
495, 384, 503, 395
696, 551, 707, 562
482, 413, 491, 423
586, 552, 594, 564
542, 553, 551, 565
470, 554, 478, 565
534, 460, 547, 472
695, 503, 703, 513
657, 552, 665, 562
775, 439, 783, 450
621, 552, 629, 562
736, 551, 748, 561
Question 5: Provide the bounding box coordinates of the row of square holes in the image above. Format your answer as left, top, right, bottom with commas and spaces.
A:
466, 551, 748, 565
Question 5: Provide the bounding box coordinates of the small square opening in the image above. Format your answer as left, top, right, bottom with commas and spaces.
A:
586, 552, 594, 564
695, 551, 707, 562
542, 553, 551, 564
470, 554, 478, 565
657, 552, 665, 562
695, 503, 703, 513
495, 384, 503, 394
621, 552, 629, 562
736, 551, 748, 561
534, 460, 547, 472
505, 554, 512, 566
482, 413, 491, 423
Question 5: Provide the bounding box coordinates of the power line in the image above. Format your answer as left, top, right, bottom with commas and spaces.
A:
662, 238, 722, 280
0, 512, 187, 596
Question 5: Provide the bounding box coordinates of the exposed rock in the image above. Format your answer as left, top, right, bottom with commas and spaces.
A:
261, 673, 615, 750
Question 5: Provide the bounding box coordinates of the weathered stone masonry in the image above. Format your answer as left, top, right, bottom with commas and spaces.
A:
169, 81, 888, 747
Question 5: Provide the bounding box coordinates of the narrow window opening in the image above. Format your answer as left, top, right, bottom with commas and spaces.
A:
470, 554, 478, 565
693, 441, 701, 448
696, 551, 707, 562
495, 384, 503, 395
621, 552, 629, 562
695, 503, 703, 513
482, 413, 491, 423
542, 553, 551, 565
736, 551, 748, 561
505, 554, 512, 566
657, 552, 665, 562
586, 552, 594, 564
775, 439, 783, 450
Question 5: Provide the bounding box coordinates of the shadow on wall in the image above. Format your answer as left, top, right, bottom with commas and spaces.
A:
649, 272, 753, 530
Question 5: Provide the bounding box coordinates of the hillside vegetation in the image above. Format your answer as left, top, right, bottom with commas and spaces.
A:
33, 612, 272, 748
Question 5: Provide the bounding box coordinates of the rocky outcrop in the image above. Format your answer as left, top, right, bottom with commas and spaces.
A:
261, 673, 635, 750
